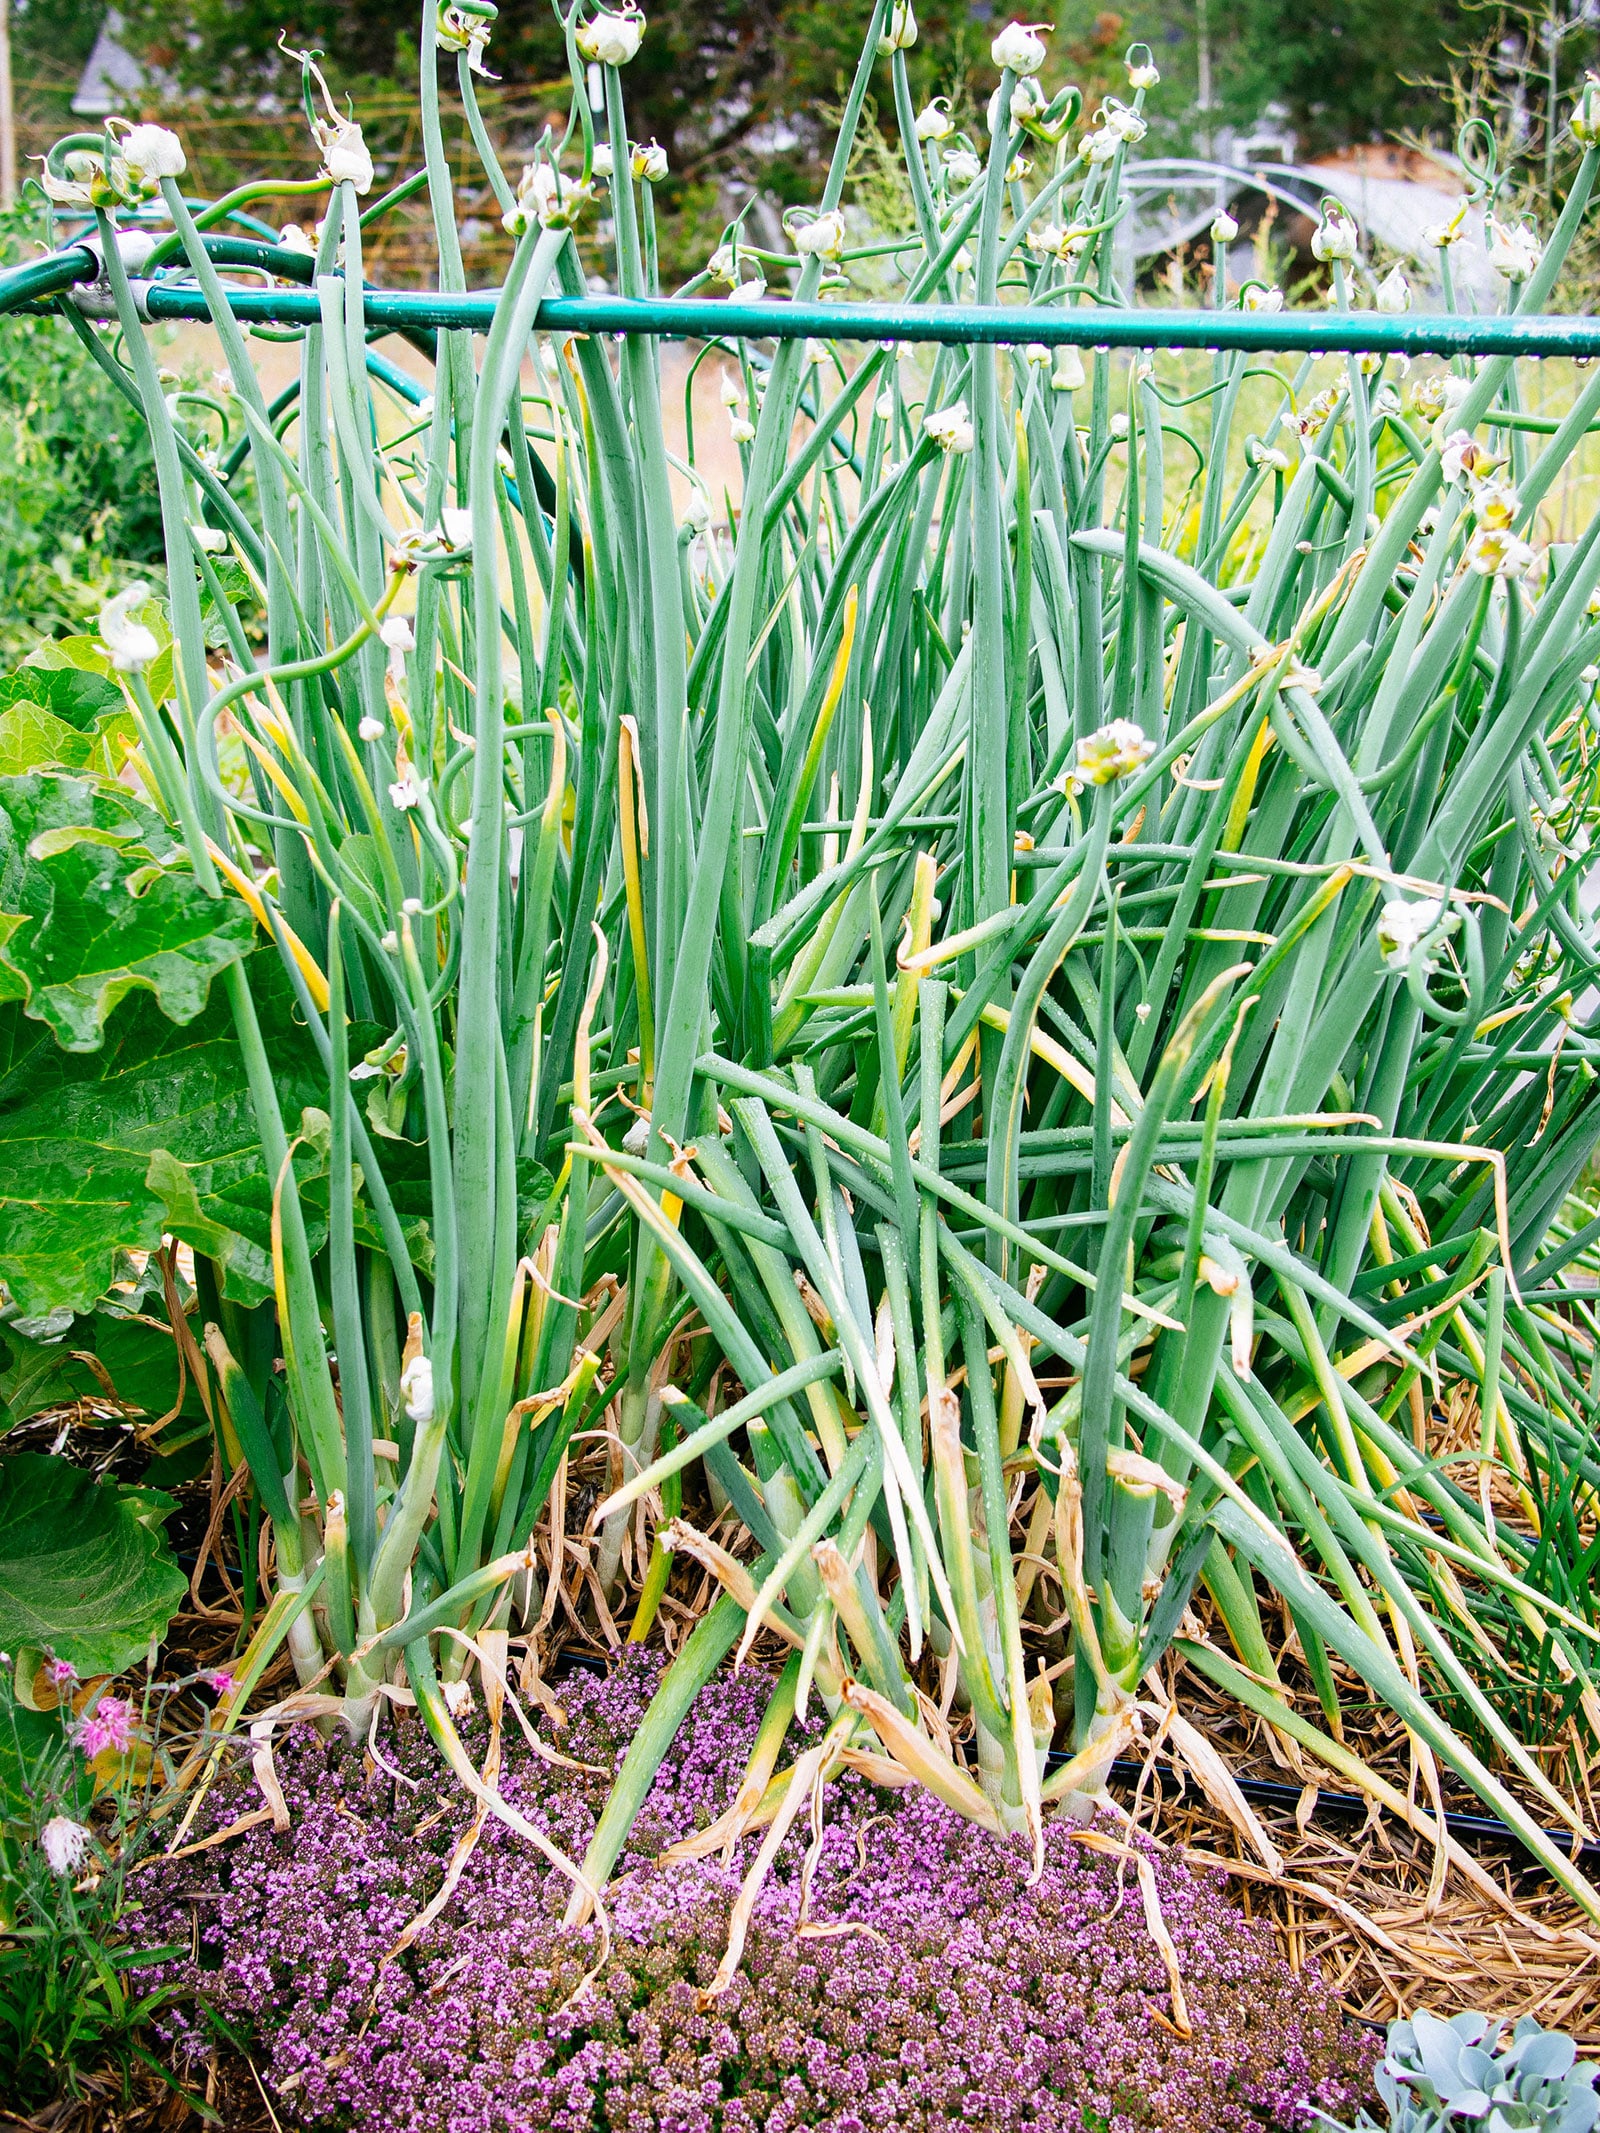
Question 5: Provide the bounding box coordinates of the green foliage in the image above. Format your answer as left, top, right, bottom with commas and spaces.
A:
0, 1915, 189, 2114
0, 1663, 196, 2114
0, 976, 328, 1315
0, 1325, 102, 1429
0, 208, 164, 666
0, 1454, 185, 1677
0, 666, 122, 726
0, 1300, 202, 1434
0, 769, 255, 1049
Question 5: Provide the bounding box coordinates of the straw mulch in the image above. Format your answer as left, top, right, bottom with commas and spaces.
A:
1116, 1650, 1600, 2048
1120, 1768, 1600, 2045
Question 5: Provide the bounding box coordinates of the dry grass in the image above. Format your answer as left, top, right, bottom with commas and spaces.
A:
0, 2050, 273, 2133
1116, 1650, 1600, 2048
1127, 1770, 1600, 2045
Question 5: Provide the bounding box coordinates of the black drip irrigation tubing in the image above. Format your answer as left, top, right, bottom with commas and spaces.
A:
1092, 1755, 1600, 1882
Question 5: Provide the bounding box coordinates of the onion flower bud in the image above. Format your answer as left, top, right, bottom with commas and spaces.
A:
1076, 719, 1155, 786
790, 206, 848, 260
1310, 202, 1357, 262
99, 584, 160, 674
1378, 897, 1456, 971
576, 6, 644, 66
923, 399, 975, 454
878, 1, 917, 53
400, 1352, 435, 1423
118, 123, 186, 183
1486, 216, 1541, 279
991, 20, 1049, 75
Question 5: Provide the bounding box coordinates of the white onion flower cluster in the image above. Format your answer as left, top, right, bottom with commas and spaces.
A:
878, 1, 917, 54
990, 76, 1048, 133
40, 121, 185, 208
400, 1352, 435, 1424
99, 584, 160, 674
1378, 897, 1457, 973
1310, 201, 1358, 263
721, 371, 756, 444
118, 123, 186, 183
709, 240, 766, 288
316, 116, 372, 191
788, 206, 848, 261
1467, 525, 1537, 579
1026, 219, 1091, 264
437, 4, 495, 75
1079, 101, 1145, 163
1422, 199, 1469, 249
280, 45, 375, 192
37, 148, 122, 210
1440, 428, 1493, 485
1076, 719, 1156, 786
576, 5, 644, 66
1486, 216, 1541, 280
923, 399, 976, 454
505, 160, 592, 234
991, 21, 1049, 74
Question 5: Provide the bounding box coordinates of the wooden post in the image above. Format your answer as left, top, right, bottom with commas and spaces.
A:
0, 0, 17, 208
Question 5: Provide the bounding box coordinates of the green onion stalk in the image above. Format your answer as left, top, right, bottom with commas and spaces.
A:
30, 4, 1600, 1921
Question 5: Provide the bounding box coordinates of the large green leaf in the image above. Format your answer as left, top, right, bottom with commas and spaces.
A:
23, 627, 174, 715
0, 1452, 185, 1676
0, 773, 253, 1050
0, 1309, 200, 1433
91, 1312, 195, 1419
0, 1325, 101, 1429
0, 973, 325, 1313
0, 704, 96, 777
0, 665, 121, 730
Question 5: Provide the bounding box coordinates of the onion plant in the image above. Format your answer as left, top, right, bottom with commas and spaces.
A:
23, 0, 1600, 1922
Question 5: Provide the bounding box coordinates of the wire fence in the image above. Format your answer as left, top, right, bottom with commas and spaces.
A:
8, 78, 569, 286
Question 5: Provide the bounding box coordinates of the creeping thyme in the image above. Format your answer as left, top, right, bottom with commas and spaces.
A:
135, 1657, 1373, 2132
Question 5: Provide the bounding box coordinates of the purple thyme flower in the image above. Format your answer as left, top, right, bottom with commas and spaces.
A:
128, 1653, 1376, 2133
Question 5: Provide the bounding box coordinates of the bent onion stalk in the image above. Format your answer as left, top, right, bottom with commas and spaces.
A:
31, 1, 1600, 1927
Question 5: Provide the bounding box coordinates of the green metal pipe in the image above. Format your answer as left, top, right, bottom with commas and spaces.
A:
129, 286, 1600, 360
8, 240, 1600, 358
0, 246, 98, 309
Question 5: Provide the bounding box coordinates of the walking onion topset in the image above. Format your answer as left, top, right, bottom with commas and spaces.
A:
6, 0, 1600, 1943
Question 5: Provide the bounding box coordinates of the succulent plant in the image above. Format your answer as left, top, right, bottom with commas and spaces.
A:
1324, 2011, 1599, 2133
